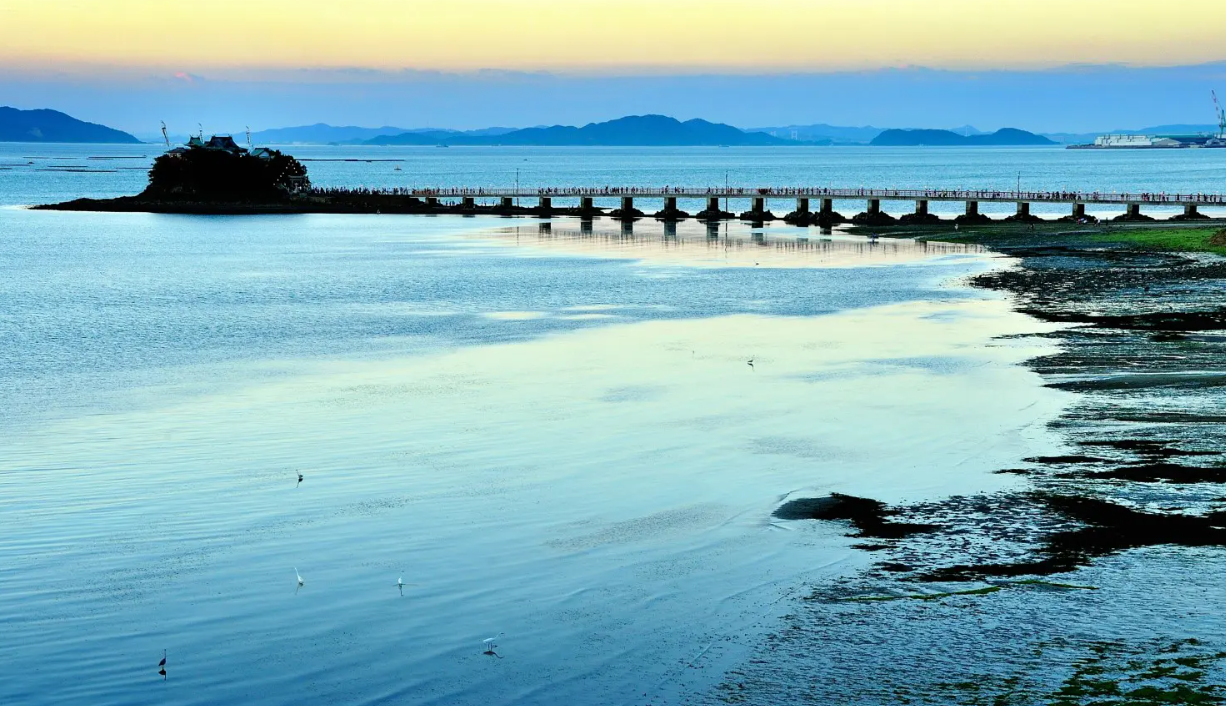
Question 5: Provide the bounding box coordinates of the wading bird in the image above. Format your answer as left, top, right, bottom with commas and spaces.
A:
295, 568, 305, 587
158, 650, 166, 668
747, 357, 755, 371
482, 633, 504, 656
296, 472, 303, 488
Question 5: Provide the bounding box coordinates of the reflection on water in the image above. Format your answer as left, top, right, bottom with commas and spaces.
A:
1, 152, 1048, 706
0, 298, 1067, 706
485, 218, 986, 268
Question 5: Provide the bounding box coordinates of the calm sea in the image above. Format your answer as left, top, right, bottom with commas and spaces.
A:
0, 143, 1218, 705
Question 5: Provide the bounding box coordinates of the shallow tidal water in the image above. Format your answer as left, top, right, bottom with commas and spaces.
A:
6, 143, 1206, 704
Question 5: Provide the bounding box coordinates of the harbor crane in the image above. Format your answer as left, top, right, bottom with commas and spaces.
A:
1214, 91, 1226, 139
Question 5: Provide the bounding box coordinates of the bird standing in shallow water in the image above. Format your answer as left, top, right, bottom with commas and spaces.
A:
482, 633, 504, 656
296, 472, 303, 488
158, 650, 167, 680
295, 568, 305, 589
747, 357, 755, 371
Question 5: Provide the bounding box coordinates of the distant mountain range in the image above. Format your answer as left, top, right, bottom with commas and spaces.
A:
249, 123, 521, 144
748, 124, 883, 145
6, 106, 1221, 147
870, 128, 1057, 146
366, 115, 787, 146
0, 107, 140, 144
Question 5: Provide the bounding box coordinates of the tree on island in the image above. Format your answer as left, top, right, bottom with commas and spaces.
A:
144, 147, 309, 200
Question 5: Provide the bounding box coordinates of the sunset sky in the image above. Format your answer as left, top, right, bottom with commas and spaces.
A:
6, 0, 1226, 72
3, 1, 1226, 132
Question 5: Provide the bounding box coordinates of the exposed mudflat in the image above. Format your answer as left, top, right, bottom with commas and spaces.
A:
698, 237, 1226, 704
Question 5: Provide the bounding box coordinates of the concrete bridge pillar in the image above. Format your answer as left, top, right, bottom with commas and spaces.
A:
621, 196, 634, 212
1072, 203, 1086, 219
1126, 203, 1141, 219
1016, 202, 1030, 217
500, 197, 514, 209
1184, 203, 1199, 218
580, 196, 594, 211
867, 198, 880, 215
539, 196, 551, 210
664, 196, 677, 211
426, 196, 439, 207
820, 198, 834, 216
461, 196, 475, 209
707, 196, 720, 213
752, 197, 766, 214
915, 199, 928, 215
796, 197, 810, 214
965, 201, 979, 217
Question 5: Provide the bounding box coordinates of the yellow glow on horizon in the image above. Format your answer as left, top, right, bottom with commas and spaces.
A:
3, 0, 1225, 72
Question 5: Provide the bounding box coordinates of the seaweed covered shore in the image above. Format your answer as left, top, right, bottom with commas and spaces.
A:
700, 225, 1226, 705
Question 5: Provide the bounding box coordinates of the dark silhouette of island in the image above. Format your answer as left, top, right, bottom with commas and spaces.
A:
145, 137, 309, 199
870, 128, 1056, 146
366, 115, 788, 146
41, 135, 310, 212
0, 107, 141, 144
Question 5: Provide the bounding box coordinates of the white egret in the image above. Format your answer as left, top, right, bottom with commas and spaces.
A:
295, 568, 305, 587
482, 633, 504, 655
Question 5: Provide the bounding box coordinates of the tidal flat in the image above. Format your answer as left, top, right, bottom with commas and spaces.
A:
709, 222, 1226, 705
6, 143, 1226, 704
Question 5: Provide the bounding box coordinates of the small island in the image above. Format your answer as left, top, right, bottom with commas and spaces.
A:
870, 128, 1057, 146
39, 135, 325, 214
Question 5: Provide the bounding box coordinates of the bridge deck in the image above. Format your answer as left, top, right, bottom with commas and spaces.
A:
406, 187, 1226, 205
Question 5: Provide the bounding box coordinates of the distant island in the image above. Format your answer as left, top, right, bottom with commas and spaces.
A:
870, 128, 1057, 146
40, 135, 312, 213
366, 115, 788, 146
0, 106, 140, 144
251, 123, 521, 145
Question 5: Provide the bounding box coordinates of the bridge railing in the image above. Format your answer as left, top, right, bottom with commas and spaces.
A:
397, 187, 1226, 205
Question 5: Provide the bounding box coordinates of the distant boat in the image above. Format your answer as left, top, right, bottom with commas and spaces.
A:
394, 165, 402, 171
437, 144, 450, 148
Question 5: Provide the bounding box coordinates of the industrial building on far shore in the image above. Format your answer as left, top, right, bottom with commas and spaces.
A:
1070, 133, 1226, 149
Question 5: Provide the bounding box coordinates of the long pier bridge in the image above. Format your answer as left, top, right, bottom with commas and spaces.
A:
387, 186, 1226, 224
